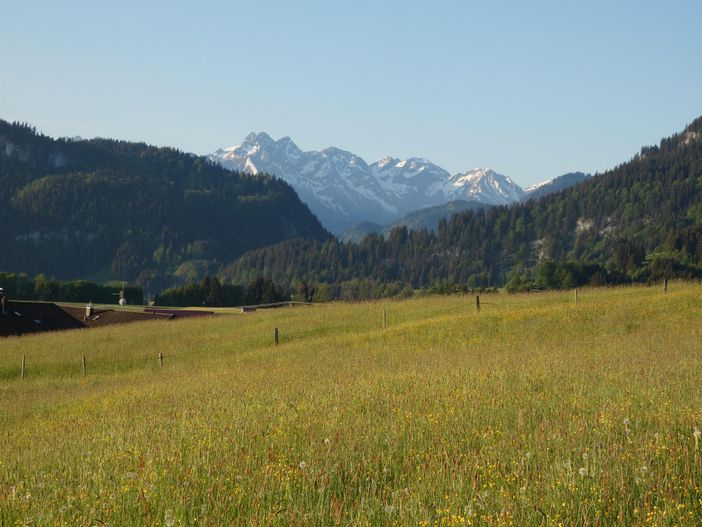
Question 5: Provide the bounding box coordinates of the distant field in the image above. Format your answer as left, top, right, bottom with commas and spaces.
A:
1, 284, 701, 526
181, 305, 248, 314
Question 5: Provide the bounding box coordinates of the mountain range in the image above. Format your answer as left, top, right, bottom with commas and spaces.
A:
221, 116, 702, 296
210, 134, 588, 233
2, 115, 700, 299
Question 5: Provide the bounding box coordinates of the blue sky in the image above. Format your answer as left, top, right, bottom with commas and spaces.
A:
2, 0, 700, 186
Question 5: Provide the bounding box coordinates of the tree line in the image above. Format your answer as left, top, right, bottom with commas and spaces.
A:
0, 271, 144, 305
154, 276, 288, 307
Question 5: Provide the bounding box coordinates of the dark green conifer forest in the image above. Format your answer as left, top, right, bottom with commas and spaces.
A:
0, 120, 330, 288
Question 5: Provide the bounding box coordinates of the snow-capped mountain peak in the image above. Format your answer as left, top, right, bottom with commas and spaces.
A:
445, 168, 525, 205
209, 133, 584, 233
210, 134, 397, 231
376, 156, 398, 169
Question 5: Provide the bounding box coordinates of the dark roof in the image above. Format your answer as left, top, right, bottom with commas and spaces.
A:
0, 302, 174, 337
0, 301, 85, 337
62, 306, 173, 327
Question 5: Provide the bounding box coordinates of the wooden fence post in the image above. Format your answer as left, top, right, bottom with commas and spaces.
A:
574, 288, 579, 305
664, 278, 669, 293
275, 327, 279, 346
383, 309, 387, 329
476, 295, 480, 313
82, 355, 86, 376
21, 355, 25, 379
159, 352, 163, 368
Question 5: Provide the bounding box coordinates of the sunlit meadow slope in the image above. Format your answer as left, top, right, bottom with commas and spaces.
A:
1, 284, 702, 526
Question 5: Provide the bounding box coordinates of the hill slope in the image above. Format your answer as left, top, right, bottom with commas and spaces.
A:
522, 172, 591, 201
341, 200, 490, 243
382, 199, 489, 235
0, 120, 330, 284
3, 285, 702, 524
222, 117, 702, 291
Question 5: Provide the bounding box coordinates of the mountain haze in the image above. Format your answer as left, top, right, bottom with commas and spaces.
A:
384, 200, 489, 235
341, 200, 489, 243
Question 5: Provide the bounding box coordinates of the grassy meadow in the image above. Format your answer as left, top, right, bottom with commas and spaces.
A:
1, 284, 702, 526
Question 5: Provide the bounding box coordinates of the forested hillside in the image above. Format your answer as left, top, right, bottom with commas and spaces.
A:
0, 120, 330, 286
222, 117, 702, 294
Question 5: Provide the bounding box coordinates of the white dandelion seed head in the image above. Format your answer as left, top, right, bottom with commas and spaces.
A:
623, 418, 631, 426
578, 467, 588, 477
299, 461, 308, 470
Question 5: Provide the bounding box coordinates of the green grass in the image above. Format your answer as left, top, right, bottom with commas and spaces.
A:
1, 284, 702, 526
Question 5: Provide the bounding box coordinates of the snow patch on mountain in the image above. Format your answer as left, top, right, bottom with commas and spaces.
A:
445, 169, 525, 205
524, 179, 552, 193
522, 172, 591, 202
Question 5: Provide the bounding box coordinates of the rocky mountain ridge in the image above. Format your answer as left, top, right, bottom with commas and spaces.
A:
211, 133, 579, 233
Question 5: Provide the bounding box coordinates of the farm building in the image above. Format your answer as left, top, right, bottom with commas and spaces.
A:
0, 301, 174, 337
